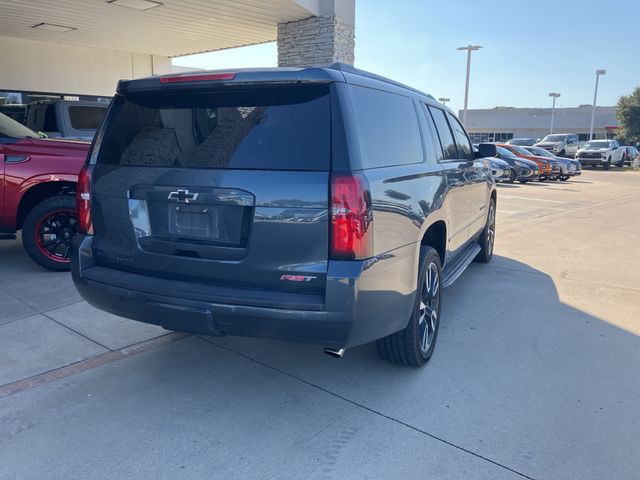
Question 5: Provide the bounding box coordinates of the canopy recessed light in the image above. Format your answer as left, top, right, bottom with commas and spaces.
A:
31, 23, 76, 33
107, 0, 163, 10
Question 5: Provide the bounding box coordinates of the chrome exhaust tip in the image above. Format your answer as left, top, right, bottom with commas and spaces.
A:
323, 348, 346, 358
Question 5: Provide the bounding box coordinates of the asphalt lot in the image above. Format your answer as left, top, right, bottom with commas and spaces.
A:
1, 168, 639, 480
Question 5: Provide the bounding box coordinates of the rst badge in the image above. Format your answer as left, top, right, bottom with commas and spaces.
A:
280, 275, 317, 282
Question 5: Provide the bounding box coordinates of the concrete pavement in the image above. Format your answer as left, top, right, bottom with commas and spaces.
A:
1, 169, 639, 479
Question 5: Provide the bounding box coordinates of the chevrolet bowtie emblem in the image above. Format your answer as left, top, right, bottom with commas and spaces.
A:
168, 189, 199, 203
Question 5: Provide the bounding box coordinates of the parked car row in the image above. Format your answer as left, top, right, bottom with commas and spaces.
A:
477, 143, 582, 184
507, 134, 639, 169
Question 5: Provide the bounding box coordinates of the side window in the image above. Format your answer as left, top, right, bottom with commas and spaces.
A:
69, 107, 106, 130
446, 112, 475, 161
349, 86, 424, 168
428, 106, 458, 160
421, 104, 444, 162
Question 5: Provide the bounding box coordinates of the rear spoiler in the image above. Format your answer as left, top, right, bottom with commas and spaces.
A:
117, 67, 345, 95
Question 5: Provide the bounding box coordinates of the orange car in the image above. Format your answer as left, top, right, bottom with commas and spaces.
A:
497, 144, 555, 180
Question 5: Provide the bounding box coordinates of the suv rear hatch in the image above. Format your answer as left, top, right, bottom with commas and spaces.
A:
88, 82, 331, 302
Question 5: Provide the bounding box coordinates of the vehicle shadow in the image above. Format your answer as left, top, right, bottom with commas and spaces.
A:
136, 255, 639, 479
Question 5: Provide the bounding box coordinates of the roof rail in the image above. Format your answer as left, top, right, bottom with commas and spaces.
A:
328, 63, 435, 100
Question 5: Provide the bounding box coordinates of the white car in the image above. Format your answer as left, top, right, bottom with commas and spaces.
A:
575, 139, 624, 170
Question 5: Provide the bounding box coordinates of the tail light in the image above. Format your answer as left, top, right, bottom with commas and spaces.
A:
330, 173, 373, 260
76, 165, 93, 235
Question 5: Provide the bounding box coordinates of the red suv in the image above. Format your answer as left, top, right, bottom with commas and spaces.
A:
0, 112, 89, 270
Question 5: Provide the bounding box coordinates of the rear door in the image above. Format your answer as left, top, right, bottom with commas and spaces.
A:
89, 84, 332, 298
427, 105, 473, 253
446, 111, 488, 237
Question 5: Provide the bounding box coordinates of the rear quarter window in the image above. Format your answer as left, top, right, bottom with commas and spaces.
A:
428, 107, 458, 160
95, 85, 330, 171
348, 86, 424, 169
446, 112, 474, 161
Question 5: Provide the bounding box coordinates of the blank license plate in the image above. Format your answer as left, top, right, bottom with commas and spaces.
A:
168, 205, 219, 239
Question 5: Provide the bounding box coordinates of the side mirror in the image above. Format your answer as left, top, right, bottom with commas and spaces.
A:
476, 143, 497, 158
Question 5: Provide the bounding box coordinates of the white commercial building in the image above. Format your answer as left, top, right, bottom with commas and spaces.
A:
462, 105, 619, 144
0, 0, 354, 109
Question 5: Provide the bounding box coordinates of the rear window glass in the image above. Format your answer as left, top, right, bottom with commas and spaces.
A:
69, 106, 106, 130
96, 85, 330, 170
349, 86, 423, 169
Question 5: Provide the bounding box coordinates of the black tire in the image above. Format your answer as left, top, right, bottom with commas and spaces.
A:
560, 176, 569, 182
519, 179, 529, 184
603, 160, 610, 170
22, 196, 76, 271
559, 149, 566, 157
475, 197, 496, 263
509, 170, 516, 183
377, 247, 442, 367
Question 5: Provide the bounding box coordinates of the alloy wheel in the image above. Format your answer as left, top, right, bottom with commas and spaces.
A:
418, 262, 440, 353
35, 209, 76, 263
486, 203, 496, 256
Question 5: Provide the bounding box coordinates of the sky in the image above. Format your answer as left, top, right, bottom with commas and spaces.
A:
173, 0, 640, 115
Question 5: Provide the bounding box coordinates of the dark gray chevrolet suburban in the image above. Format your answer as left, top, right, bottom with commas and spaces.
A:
71, 64, 497, 366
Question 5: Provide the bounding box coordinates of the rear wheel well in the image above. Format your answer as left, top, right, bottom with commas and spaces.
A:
17, 182, 76, 230
421, 221, 446, 264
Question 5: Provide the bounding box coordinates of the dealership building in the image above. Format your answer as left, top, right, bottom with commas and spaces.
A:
462, 105, 619, 144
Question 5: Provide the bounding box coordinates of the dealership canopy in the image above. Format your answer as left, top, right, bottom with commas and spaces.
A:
0, 0, 348, 56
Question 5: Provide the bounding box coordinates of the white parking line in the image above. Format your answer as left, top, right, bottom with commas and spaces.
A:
498, 195, 566, 204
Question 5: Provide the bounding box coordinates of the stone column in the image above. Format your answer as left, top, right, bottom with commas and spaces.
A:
277, 0, 355, 67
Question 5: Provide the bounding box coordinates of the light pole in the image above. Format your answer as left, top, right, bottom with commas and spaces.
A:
438, 97, 450, 106
589, 69, 606, 140
457, 44, 482, 127
548, 92, 560, 134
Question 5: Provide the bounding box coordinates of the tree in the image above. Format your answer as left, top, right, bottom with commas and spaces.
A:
616, 87, 640, 145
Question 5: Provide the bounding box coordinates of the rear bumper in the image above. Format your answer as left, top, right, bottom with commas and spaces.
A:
71, 235, 416, 349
